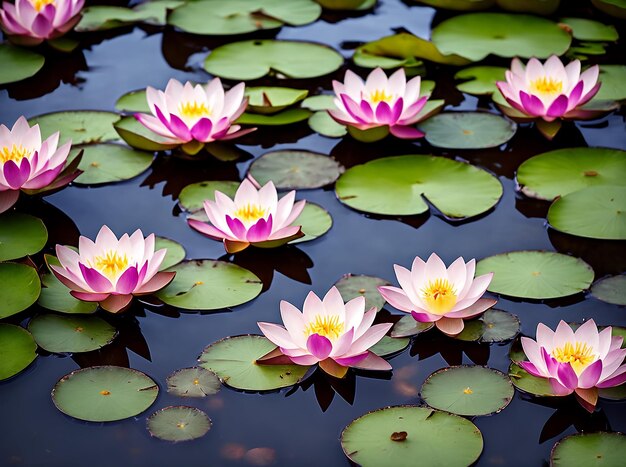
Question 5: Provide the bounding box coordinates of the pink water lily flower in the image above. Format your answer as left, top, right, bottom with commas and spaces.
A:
258, 286, 393, 378
134, 78, 255, 151
0, 116, 79, 214
49, 225, 176, 313
519, 320, 626, 412
0, 0, 84, 45
188, 178, 305, 254
328, 67, 429, 140
378, 253, 496, 336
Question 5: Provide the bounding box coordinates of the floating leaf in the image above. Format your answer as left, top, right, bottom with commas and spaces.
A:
290, 203, 333, 244
0, 44, 44, 85
0, 263, 41, 319
455, 309, 520, 343
414, 0, 495, 9
155, 237, 186, 270
496, 0, 560, 15
421, 366, 514, 416
431, 13, 571, 61
390, 315, 434, 338
593, 65, 626, 102
301, 94, 335, 111
236, 108, 312, 126
70, 144, 154, 185
29, 111, 121, 146
204, 40, 343, 80
179, 181, 239, 212
115, 89, 150, 113
508, 363, 557, 397
369, 336, 410, 357
316, 0, 374, 9
147, 406, 212, 442
335, 155, 502, 218
248, 150, 343, 190
114, 116, 179, 152
166, 367, 221, 397
476, 251, 594, 299
38, 272, 98, 314
245, 87, 309, 114
333, 274, 391, 312
419, 112, 516, 149
28, 314, 117, 353
155, 260, 262, 310
559, 17, 619, 41
591, 275, 626, 305
551, 432, 626, 466
308, 111, 347, 138
548, 186, 626, 240
340, 406, 483, 467
0, 324, 37, 381
0, 212, 47, 261
591, 0, 626, 19
454, 66, 506, 95
77, 1, 184, 31
199, 335, 309, 391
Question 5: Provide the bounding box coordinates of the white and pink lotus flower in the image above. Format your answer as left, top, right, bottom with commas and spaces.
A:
258, 286, 393, 378
0, 0, 84, 45
378, 253, 496, 336
49, 225, 175, 313
188, 178, 305, 254
328, 67, 430, 141
0, 116, 80, 214
134, 78, 255, 154
519, 320, 626, 412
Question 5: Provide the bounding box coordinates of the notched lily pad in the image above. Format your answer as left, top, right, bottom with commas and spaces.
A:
391, 315, 434, 338
333, 274, 391, 312
71, 143, 154, 185
245, 87, 308, 114
593, 65, 626, 102
369, 336, 410, 357
308, 111, 348, 138
0, 44, 45, 85
454, 66, 507, 95
0, 262, 41, 319
508, 363, 557, 397
559, 17, 619, 42
38, 272, 98, 314
29, 111, 122, 146
114, 116, 179, 152
0, 324, 37, 381
28, 314, 117, 354
236, 108, 312, 126
179, 181, 239, 212
551, 432, 626, 466
155, 237, 186, 270
147, 406, 212, 442
0, 212, 47, 261
166, 367, 221, 397
455, 309, 520, 343
591, 275, 626, 305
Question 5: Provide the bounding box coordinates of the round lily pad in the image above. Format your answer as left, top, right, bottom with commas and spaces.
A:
29, 111, 121, 146
593, 65, 626, 102
516, 148, 626, 201
147, 406, 212, 442
248, 150, 343, 190
547, 186, 626, 240
421, 366, 514, 416
235, 108, 312, 126
301, 95, 335, 111
77, 0, 183, 31
166, 367, 221, 397
308, 111, 347, 138
476, 251, 594, 300
391, 315, 434, 338
592, 0, 626, 19
154, 260, 262, 310
455, 309, 520, 343
335, 155, 503, 219
559, 17, 619, 41
0, 212, 48, 261
419, 112, 517, 149
114, 116, 179, 152
333, 274, 391, 312
317, 0, 374, 9
70, 144, 154, 185
591, 275, 626, 305
340, 406, 483, 467
246, 87, 308, 114
414, 0, 495, 10
51, 366, 158, 422
115, 89, 150, 113
431, 13, 571, 61
454, 66, 507, 95
290, 203, 332, 243
0, 263, 41, 319
38, 272, 98, 314
0, 324, 37, 381
508, 363, 557, 397
155, 237, 186, 270
199, 335, 309, 391
204, 40, 343, 80
179, 181, 239, 212
550, 432, 626, 466
369, 336, 410, 357
28, 314, 117, 354
0, 44, 44, 85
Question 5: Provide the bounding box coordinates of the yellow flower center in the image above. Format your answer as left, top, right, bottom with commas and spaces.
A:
530, 77, 563, 95
30, 0, 55, 11
0, 144, 32, 164
552, 341, 596, 375
421, 278, 457, 315
304, 315, 345, 340
179, 101, 210, 119
369, 89, 393, 104
91, 250, 129, 280
233, 204, 267, 224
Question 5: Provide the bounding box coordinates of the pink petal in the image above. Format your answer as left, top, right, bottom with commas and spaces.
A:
389, 125, 424, 139
306, 334, 332, 360
190, 118, 213, 142
377, 286, 414, 312
375, 101, 393, 124
134, 271, 175, 294
342, 351, 391, 371
550, 378, 573, 396
247, 215, 273, 243
597, 366, 626, 388
546, 95, 569, 118
446, 298, 496, 319
519, 91, 545, 117
0, 190, 19, 214
225, 215, 247, 239
557, 362, 579, 390
258, 322, 297, 349
99, 294, 133, 313
435, 317, 465, 336
333, 352, 370, 368
578, 360, 602, 388
70, 291, 110, 302
115, 267, 139, 295
78, 263, 112, 292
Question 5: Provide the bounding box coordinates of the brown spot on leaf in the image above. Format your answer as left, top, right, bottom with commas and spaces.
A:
390, 431, 408, 442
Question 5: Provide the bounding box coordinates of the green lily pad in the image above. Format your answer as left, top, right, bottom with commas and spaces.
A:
414, 0, 495, 9
592, 0, 626, 19
476, 251, 594, 300
155, 260, 262, 310
308, 111, 347, 138
179, 181, 239, 212
51, 366, 158, 422
333, 274, 391, 312
421, 366, 514, 416
592, 65, 626, 102
551, 432, 626, 466
290, 203, 332, 244
77, 1, 184, 31
547, 186, 626, 240
0, 324, 37, 381
0, 44, 45, 85
204, 40, 343, 80
115, 89, 150, 113
517, 148, 626, 201
114, 116, 179, 152
454, 66, 506, 95
369, 336, 410, 357
147, 406, 212, 442
419, 112, 517, 149
199, 335, 309, 391
508, 363, 557, 397
559, 17, 618, 41
245, 87, 308, 114
591, 275, 626, 305
0, 212, 47, 261
0, 263, 41, 319
335, 155, 503, 218
455, 309, 520, 343
155, 237, 186, 270
235, 108, 312, 126
28, 314, 117, 354
598, 384, 626, 400
340, 406, 483, 467
390, 315, 434, 338
70, 144, 154, 185
496, 0, 560, 15
316, 0, 374, 9
301, 95, 336, 111
431, 13, 571, 61
29, 111, 121, 146
38, 272, 98, 315
568, 42, 607, 58
248, 150, 343, 190
166, 367, 221, 397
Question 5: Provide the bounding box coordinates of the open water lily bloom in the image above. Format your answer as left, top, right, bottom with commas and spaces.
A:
0, 116, 78, 214
188, 178, 305, 254
520, 320, 626, 412
258, 287, 393, 378
49, 226, 176, 313
378, 253, 496, 336
328, 67, 429, 140
0, 0, 84, 45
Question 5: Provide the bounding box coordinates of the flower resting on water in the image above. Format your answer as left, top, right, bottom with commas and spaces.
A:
187, 178, 305, 254
0, 0, 84, 45
378, 253, 496, 336
49, 225, 176, 313
258, 287, 393, 378
0, 116, 80, 214
519, 320, 626, 412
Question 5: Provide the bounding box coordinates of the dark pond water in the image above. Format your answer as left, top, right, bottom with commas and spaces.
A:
1, 0, 625, 466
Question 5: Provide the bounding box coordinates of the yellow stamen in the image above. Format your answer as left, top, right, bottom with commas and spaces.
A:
90, 250, 129, 280
233, 204, 267, 223
530, 77, 563, 95
304, 315, 344, 340
369, 89, 393, 104
421, 278, 457, 315
552, 341, 596, 375
179, 101, 210, 119
30, 0, 55, 11
463, 387, 473, 395
0, 144, 32, 164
